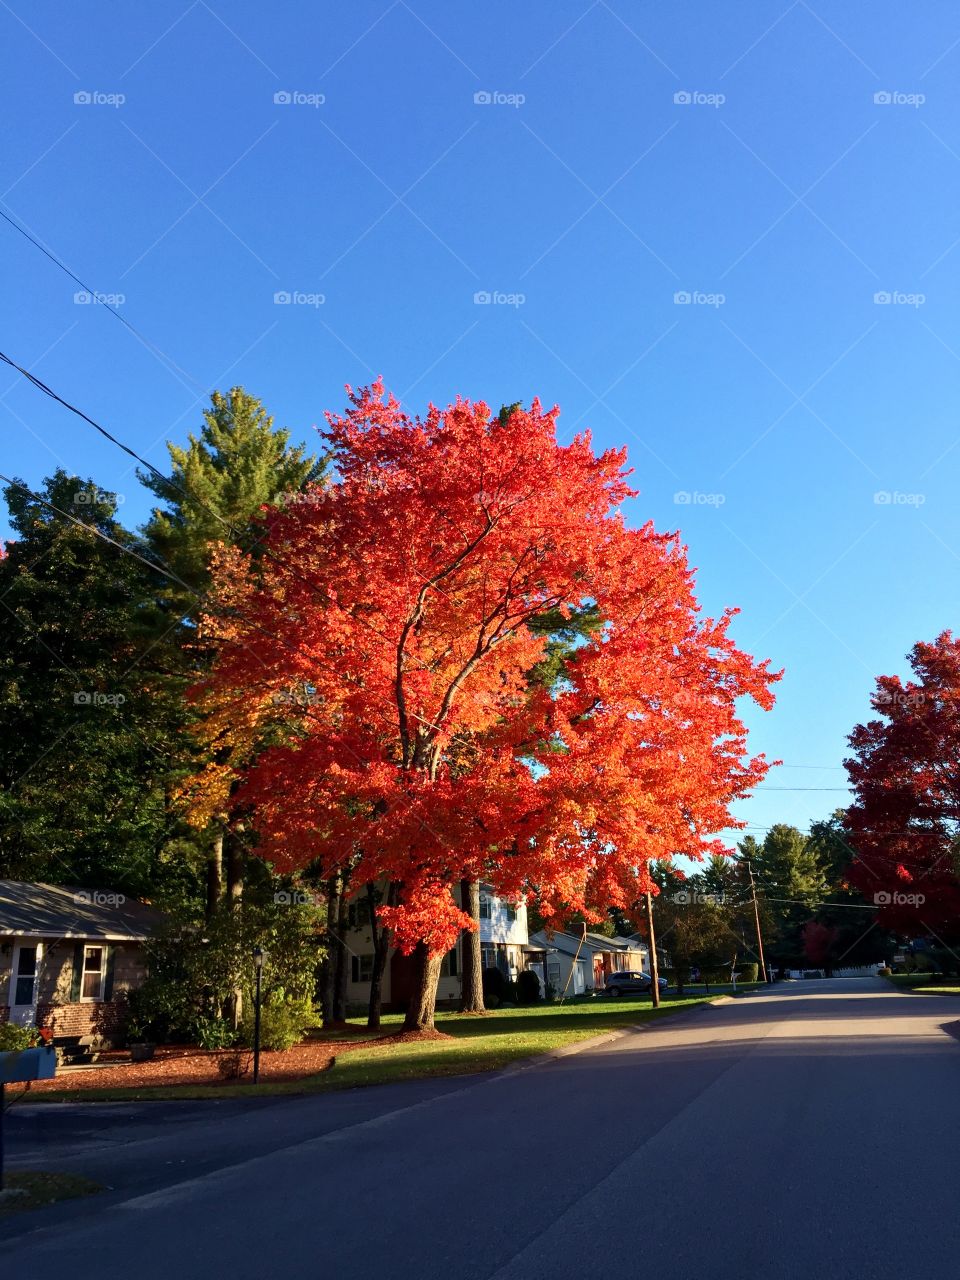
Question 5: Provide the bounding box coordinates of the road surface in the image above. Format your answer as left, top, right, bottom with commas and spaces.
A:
4, 978, 960, 1278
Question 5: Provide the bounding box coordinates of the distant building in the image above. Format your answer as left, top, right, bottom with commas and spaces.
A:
344, 883, 530, 1011
527, 929, 650, 997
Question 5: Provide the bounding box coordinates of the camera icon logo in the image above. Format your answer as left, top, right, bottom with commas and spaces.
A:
473, 91, 492, 105
274, 91, 292, 105
874, 891, 892, 905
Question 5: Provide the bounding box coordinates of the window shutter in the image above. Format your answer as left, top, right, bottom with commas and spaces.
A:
70, 943, 84, 1002
103, 945, 117, 1001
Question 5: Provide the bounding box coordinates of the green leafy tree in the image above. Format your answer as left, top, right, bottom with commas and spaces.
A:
653, 865, 734, 992
743, 825, 830, 968
140, 386, 324, 602
0, 471, 198, 897
139, 388, 325, 913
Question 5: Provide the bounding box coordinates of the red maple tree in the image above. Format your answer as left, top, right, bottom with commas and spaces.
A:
845, 632, 960, 944
198, 384, 779, 1028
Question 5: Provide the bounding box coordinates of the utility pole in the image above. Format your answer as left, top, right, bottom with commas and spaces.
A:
644, 892, 661, 1008
745, 858, 769, 984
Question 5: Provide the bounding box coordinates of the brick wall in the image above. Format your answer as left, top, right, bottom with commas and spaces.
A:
35, 999, 125, 1039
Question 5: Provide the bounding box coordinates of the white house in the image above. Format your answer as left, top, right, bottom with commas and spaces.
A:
527, 929, 650, 997
344, 883, 530, 1011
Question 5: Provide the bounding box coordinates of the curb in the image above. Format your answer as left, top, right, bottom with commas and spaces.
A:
496, 994, 731, 1079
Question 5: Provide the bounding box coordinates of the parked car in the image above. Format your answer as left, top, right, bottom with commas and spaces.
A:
604, 970, 669, 997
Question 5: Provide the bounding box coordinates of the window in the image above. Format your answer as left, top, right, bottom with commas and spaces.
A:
441, 947, 459, 978
482, 945, 508, 975
13, 945, 38, 1006
347, 900, 371, 928
504, 904, 517, 924
81, 945, 105, 1002
350, 954, 374, 983
479, 896, 491, 920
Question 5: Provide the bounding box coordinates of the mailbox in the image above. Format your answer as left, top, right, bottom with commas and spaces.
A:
0, 1046, 57, 1084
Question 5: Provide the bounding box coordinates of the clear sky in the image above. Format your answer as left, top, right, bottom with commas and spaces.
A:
3, 2, 959, 844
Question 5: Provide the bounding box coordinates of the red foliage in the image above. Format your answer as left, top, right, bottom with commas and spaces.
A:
801, 920, 838, 967
845, 632, 960, 939
199, 384, 779, 954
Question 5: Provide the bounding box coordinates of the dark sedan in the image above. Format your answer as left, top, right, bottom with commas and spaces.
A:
604, 970, 669, 997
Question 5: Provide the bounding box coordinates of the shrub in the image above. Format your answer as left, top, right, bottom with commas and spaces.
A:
193, 1017, 237, 1050
0, 1022, 39, 1051
128, 891, 325, 1045
736, 963, 759, 983
516, 970, 542, 1004
482, 966, 508, 1005
877, 967, 892, 977
701, 967, 730, 986
216, 1050, 252, 1080
240, 995, 315, 1052
501, 979, 519, 1005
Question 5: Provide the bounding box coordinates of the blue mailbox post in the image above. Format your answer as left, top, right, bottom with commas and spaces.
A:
0, 1045, 57, 1190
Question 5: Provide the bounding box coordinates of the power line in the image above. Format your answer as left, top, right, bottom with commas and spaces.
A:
0, 345, 431, 681
0, 473, 442, 747
0, 206, 210, 396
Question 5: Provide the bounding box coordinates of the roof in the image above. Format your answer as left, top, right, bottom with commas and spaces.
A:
528, 929, 646, 957
0, 881, 166, 941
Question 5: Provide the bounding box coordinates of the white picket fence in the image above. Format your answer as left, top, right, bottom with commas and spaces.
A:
782, 964, 881, 979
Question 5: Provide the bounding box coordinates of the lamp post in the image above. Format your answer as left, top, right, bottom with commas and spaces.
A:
252, 946, 264, 1085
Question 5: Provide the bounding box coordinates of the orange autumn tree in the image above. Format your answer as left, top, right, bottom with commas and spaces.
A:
197, 384, 779, 1030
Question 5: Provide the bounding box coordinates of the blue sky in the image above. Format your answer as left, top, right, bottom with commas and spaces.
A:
3, 1, 960, 844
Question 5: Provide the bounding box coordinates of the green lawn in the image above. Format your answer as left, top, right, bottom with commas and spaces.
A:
883, 972, 960, 994
0, 1171, 101, 1217
25, 991, 728, 1104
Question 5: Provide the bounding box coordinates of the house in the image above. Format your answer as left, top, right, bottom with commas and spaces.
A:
0, 880, 165, 1040
344, 883, 531, 1011
527, 928, 650, 997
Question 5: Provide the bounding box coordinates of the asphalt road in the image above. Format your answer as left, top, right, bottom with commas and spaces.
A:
4, 978, 960, 1278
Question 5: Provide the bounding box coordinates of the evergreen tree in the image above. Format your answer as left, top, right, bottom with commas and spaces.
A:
140, 386, 324, 605
0, 471, 198, 898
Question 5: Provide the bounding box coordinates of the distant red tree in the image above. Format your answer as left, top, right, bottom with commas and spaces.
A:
801, 920, 839, 971
845, 632, 960, 942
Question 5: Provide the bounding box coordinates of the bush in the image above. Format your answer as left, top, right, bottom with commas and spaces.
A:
516, 970, 542, 1004
482, 966, 508, 1005
736, 963, 759, 983
501, 980, 519, 1006
127, 891, 325, 1046
216, 1049, 252, 1080
239, 995, 315, 1052
193, 1017, 237, 1050
0, 1022, 39, 1051
877, 967, 892, 977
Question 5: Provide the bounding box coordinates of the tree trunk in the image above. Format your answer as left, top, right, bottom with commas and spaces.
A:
226, 834, 244, 908
333, 891, 349, 1022
403, 942, 444, 1032
224, 831, 244, 1026
645, 893, 661, 1008
321, 874, 342, 1028
205, 828, 223, 919
367, 881, 395, 1031
459, 879, 485, 1013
